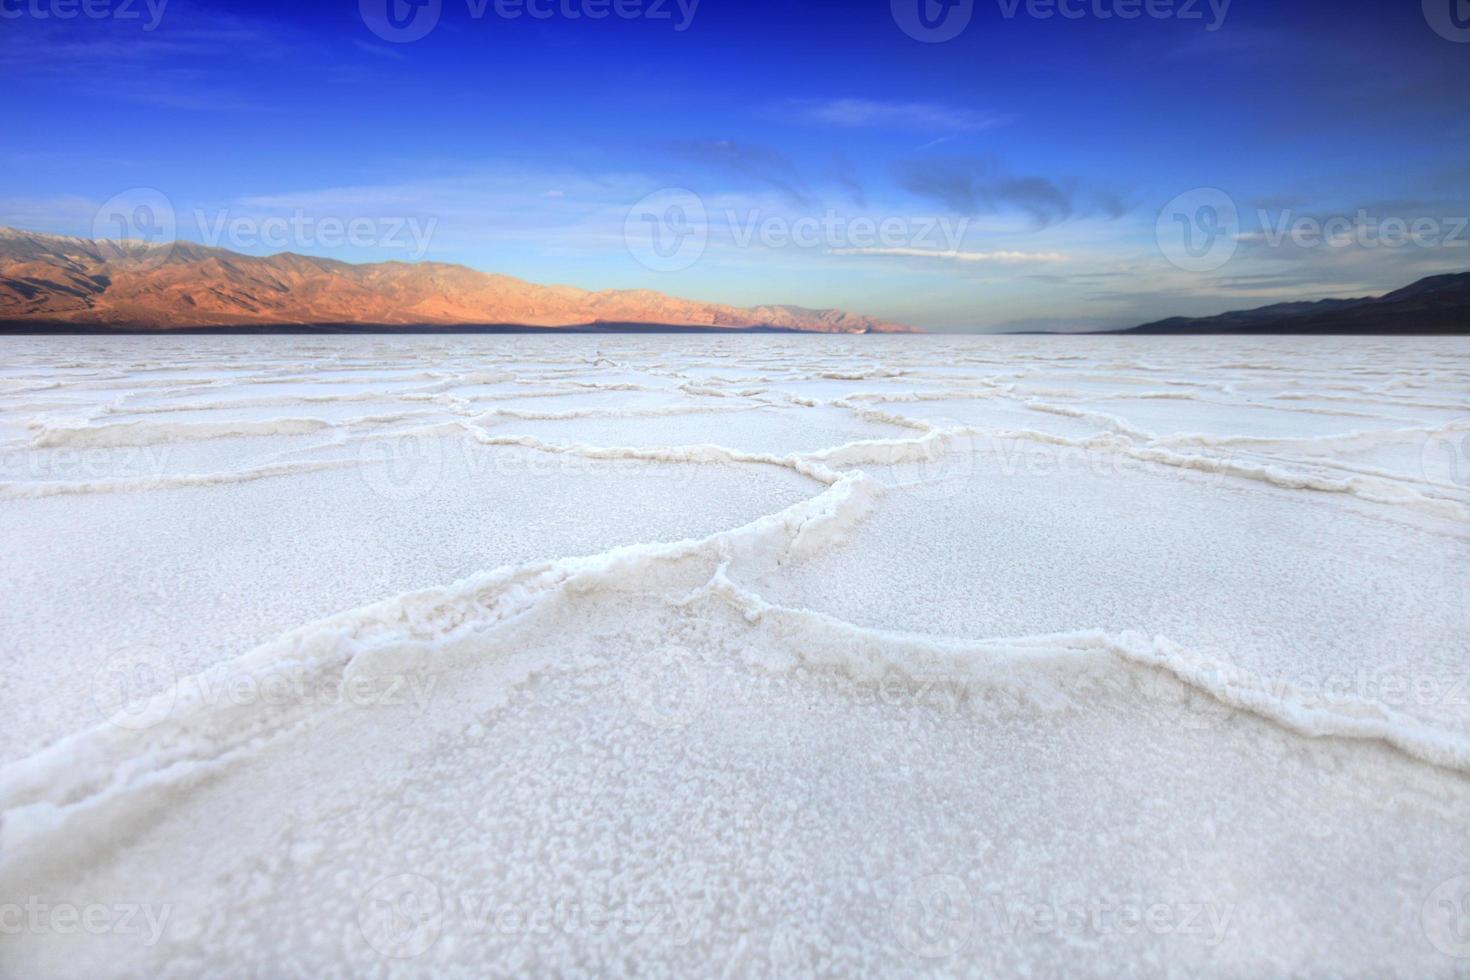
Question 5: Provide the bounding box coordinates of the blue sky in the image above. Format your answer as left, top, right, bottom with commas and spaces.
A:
3, 0, 1468, 330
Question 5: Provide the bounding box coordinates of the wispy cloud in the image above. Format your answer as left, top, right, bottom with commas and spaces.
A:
352, 40, 407, 61
0, 195, 108, 236
792, 98, 1007, 133
896, 157, 1128, 227
663, 140, 815, 208
826, 153, 867, 207
0, 12, 299, 111
828, 247, 1067, 263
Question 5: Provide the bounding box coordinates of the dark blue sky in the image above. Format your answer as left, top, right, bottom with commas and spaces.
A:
4, 0, 1468, 330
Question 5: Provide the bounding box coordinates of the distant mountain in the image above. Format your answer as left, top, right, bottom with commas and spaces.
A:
1123, 272, 1470, 335
0, 227, 917, 334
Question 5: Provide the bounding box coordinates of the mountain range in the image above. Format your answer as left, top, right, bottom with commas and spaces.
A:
2, 226, 1466, 335
1121, 272, 1470, 335
0, 227, 914, 334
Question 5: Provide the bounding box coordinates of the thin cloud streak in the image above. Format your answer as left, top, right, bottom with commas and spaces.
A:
828, 247, 1068, 264
792, 98, 1008, 133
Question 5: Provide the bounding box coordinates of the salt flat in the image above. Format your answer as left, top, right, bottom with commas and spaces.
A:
0, 334, 1467, 978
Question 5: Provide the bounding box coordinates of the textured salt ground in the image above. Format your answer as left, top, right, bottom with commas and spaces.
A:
1003, 373, 1210, 394
1, 334, 1468, 978
486, 368, 680, 391
89, 401, 449, 426
0, 415, 36, 444
454, 387, 714, 416
474, 404, 915, 456
1260, 395, 1470, 428
0, 442, 816, 758
123, 374, 440, 398
774, 377, 956, 402
1, 383, 218, 408
0, 432, 355, 485
849, 396, 1126, 441
1077, 396, 1436, 441
5, 591, 1468, 979
757, 448, 1470, 734
1225, 432, 1458, 491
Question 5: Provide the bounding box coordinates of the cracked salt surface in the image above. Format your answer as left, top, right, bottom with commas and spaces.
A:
0, 334, 1467, 978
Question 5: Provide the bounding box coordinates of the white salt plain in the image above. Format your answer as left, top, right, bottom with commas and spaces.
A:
0, 334, 1467, 977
